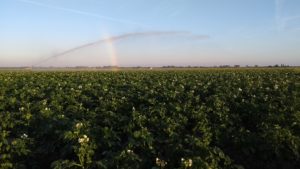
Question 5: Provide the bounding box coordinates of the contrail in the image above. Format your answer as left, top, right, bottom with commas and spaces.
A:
17, 0, 147, 27
33, 31, 209, 66
275, 0, 300, 31
275, 0, 284, 31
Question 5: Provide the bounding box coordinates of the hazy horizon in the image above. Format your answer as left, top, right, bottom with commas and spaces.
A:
1, 0, 300, 67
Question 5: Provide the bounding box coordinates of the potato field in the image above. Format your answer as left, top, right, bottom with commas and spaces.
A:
0, 69, 299, 169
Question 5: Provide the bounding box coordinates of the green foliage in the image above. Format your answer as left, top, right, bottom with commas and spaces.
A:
0, 69, 299, 169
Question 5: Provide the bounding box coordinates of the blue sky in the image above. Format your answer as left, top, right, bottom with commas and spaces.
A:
1, 0, 300, 67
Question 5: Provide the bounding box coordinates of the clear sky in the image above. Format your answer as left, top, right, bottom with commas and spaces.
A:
1, 0, 300, 67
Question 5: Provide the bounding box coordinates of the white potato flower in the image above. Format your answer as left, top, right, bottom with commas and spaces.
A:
156, 158, 167, 167
78, 135, 89, 144
181, 158, 193, 167
127, 149, 133, 153
76, 122, 83, 129
78, 138, 84, 144
21, 133, 28, 139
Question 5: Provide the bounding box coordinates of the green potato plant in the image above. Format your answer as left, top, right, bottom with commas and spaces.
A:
0, 68, 299, 169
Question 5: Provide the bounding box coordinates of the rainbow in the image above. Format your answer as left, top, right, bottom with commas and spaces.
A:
103, 32, 119, 71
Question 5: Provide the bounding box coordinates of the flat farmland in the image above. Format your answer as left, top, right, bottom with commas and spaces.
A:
0, 69, 299, 169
